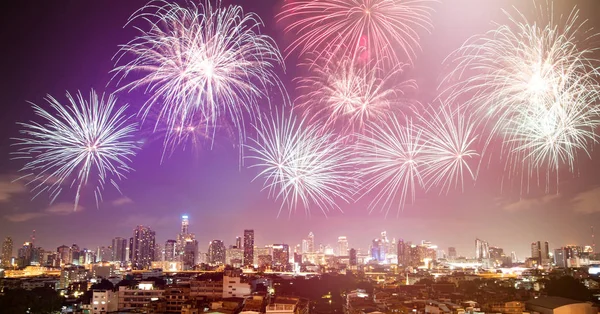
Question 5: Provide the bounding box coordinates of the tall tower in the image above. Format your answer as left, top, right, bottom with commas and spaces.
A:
2, 237, 13, 267
337, 236, 349, 256
181, 215, 189, 235
164, 240, 177, 262
592, 226, 595, 253
112, 237, 127, 263
235, 236, 242, 249
131, 226, 156, 269
243, 230, 254, 267
208, 240, 226, 265
307, 232, 315, 253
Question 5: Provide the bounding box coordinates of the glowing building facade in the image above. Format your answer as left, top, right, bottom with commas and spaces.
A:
243, 230, 254, 267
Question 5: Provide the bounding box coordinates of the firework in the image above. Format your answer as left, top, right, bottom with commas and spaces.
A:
418, 103, 479, 194
113, 0, 287, 143
247, 111, 355, 216
13, 90, 139, 208
355, 115, 425, 216
145, 111, 214, 162
442, 4, 600, 191
278, 0, 436, 64
296, 51, 417, 134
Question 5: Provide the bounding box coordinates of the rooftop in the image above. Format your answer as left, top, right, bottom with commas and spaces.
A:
526, 296, 589, 309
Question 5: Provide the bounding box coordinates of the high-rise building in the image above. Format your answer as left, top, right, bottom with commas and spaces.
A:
97, 246, 112, 262
208, 240, 226, 265
17, 242, 34, 267
1, 237, 13, 267
272, 244, 290, 268
349, 248, 357, 266
235, 237, 242, 249
371, 239, 385, 262
398, 239, 406, 266
337, 236, 348, 256
131, 226, 156, 269
71, 244, 81, 265
475, 238, 489, 260
554, 248, 567, 268
448, 247, 457, 259
112, 237, 127, 263
489, 247, 504, 260
183, 240, 198, 270
531, 241, 550, 264
57, 245, 72, 265
226, 247, 243, 267
177, 215, 195, 262
165, 240, 176, 262
303, 232, 315, 253
243, 230, 254, 267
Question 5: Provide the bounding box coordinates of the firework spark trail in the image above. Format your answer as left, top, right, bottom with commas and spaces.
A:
441, 4, 600, 192
112, 0, 287, 147
13, 90, 139, 208
247, 111, 355, 217
278, 0, 436, 65
296, 50, 417, 135
418, 103, 479, 194
355, 115, 425, 216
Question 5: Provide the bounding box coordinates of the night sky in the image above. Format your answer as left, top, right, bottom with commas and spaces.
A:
1, 0, 600, 260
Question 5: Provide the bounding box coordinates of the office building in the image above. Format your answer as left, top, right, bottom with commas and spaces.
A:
57, 245, 72, 265
448, 247, 457, 259
371, 239, 385, 262
235, 236, 242, 249
2, 237, 13, 267
243, 230, 254, 267
164, 240, 176, 262
531, 241, 549, 264
97, 246, 112, 262
183, 239, 198, 270
475, 238, 489, 260
338, 236, 348, 256
208, 240, 226, 265
349, 248, 357, 266
302, 232, 315, 253
111, 237, 127, 263
272, 244, 290, 268
177, 215, 195, 261
226, 247, 243, 267
131, 226, 156, 270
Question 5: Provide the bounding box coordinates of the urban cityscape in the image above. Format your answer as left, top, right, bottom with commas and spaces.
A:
1, 215, 600, 313
3, 0, 600, 313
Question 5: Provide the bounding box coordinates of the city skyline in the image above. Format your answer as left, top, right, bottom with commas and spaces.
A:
0, 213, 596, 263
1, 0, 600, 264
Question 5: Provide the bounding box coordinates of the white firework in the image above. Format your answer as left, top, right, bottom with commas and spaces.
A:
13, 90, 139, 208
247, 111, 355, 216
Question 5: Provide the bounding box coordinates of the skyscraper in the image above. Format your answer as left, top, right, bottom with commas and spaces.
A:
475, 238, 489, 259
165, 240, 176, 262
531, 241, 541, 263
1, 237, 13, 267
17, 242, 34, 267
448, 247, 457, 259
131, 226, 156, 270
235, 236, 242, 249
397, 239, 406, 266
303, 232, 315, 253
57, 245, 72, 265
177, 215, 195, 261
272, 244, 290, 268
243, 230, 254, 267
337, 236, 348, 256
208, 240, 226, 265
349, 248, 357, 266
183, 239, 198, 270
112, 237, 127, 263
371, 239, 385, 262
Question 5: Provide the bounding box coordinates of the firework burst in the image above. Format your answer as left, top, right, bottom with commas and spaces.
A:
278, 0, 436, 65
13, 90, 139, 208
113, 0, 287, 144
442, 4, 600, 192
418, 103, 479, 194
355, 115, 425, 216
296, 51, 417, 134
247, 111, 355, 217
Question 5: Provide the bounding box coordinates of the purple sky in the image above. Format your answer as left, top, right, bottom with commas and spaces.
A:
1, 0, 600, 260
